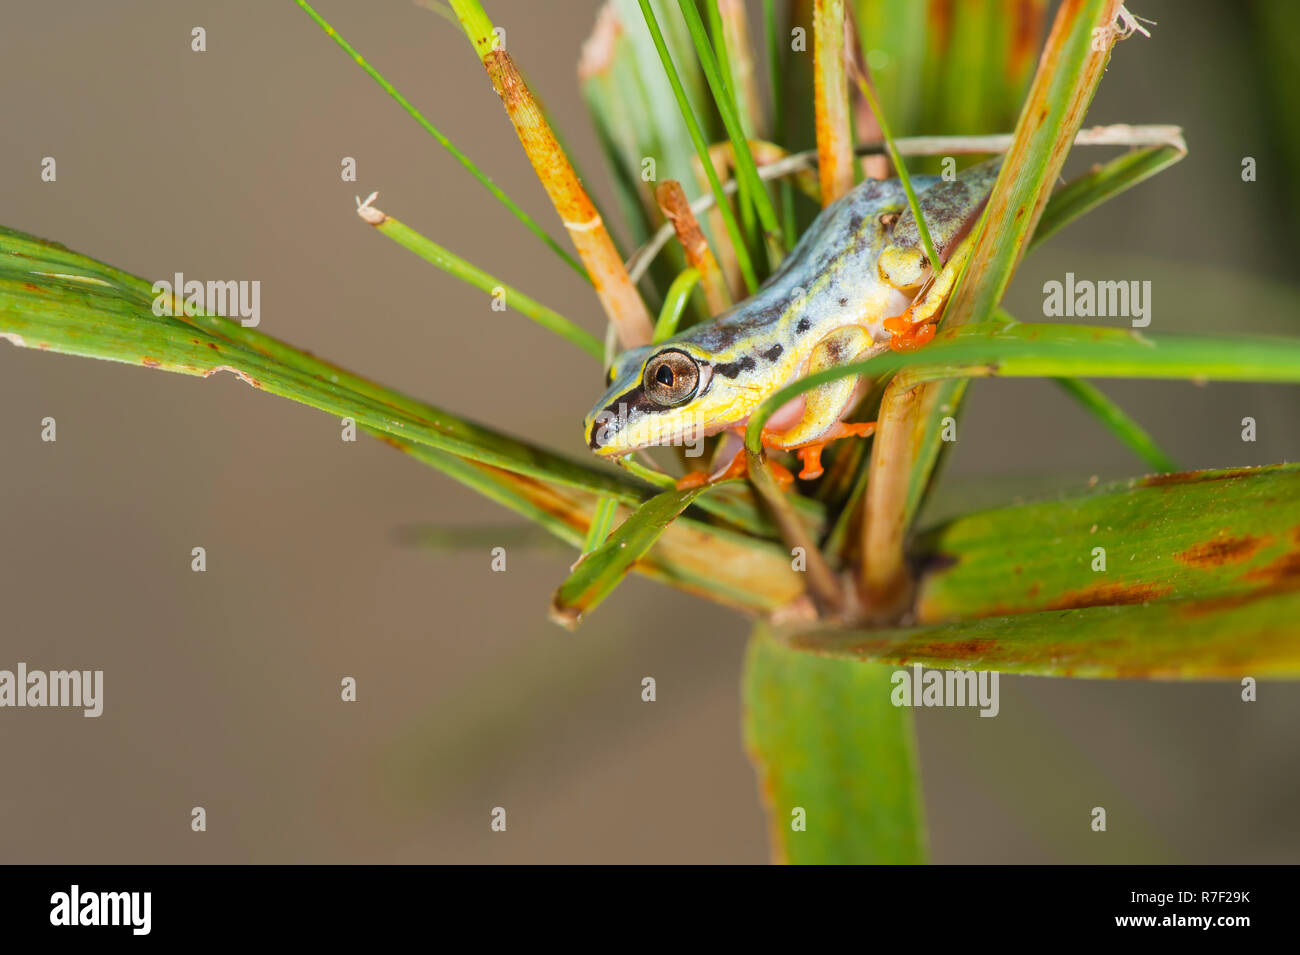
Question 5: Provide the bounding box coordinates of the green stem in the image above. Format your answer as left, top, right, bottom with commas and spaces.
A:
653, 268, 701, 342
293, 0, 590, 285
446, 0, 496, 60
852, 70, 942, 273
367, 208, 603, 360
745, 448, 845, 615
1053, 377, 1179, 473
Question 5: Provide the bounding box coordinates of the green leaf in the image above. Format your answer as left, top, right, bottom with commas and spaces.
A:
582, 495, 621, 554
396, 437, 803, 614
550, 484, 708, 628
743, 626, 926, 863
0, 226, 630, 498
915, 464, 1300, 622
0, 225, 806, 613
776, 1, 821, 233
851, 0, 930, 137
852, 64, 940, 271
786, 464, 1300, 679
930, 0, 1047, 138
1, 216, 816, 548
776, 590, 1300, 679
852, 0, 1045, 173
609, 0, 718, 198
745, 322, 1300, 454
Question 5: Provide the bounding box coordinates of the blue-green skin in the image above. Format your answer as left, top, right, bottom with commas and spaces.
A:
585, 159, 1001, 456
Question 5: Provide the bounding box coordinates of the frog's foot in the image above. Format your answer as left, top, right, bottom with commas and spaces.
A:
674, 436, 795, 490
790, 420, 877, 481
884, 309, 936, 353
675, 448, 747, 489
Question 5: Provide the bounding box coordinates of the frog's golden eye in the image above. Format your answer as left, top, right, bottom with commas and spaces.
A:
606, 364, 617, 385
643, 349, 700, 407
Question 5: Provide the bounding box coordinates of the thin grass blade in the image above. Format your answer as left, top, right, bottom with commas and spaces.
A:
293, 0, 588, 283
652, 267, 701, 341
356, 196, 602, 360
1052, 376, 1178, 473
676, 0, 785, 264
640, 0, 760, 293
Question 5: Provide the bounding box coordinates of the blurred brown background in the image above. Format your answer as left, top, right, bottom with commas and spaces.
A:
0, 0, 1296, 863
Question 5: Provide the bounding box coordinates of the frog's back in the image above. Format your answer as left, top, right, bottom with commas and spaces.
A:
672, 175, 940, 357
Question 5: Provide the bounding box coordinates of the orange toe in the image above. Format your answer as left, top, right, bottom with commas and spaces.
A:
837, 421, 876, 439
768, 460, 796, 487
883, 313, 911, 336
674, 471, 710, 491
889, 322, 935, 353
797, 444, 826, 481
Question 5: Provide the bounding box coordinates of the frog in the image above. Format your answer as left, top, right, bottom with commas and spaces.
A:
584, 157, 1001, 488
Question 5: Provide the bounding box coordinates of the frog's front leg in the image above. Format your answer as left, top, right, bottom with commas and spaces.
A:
876, 158, 999, 351
882, 237, 976, 352
762, 326, 879, 480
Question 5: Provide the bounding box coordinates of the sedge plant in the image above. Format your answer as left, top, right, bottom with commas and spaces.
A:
1, 0, 1298, 863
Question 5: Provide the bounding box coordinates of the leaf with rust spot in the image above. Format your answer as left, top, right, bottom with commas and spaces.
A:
915, 464, 1300, 624
780, 589, 1300, 680
1175, 535, 1269, 568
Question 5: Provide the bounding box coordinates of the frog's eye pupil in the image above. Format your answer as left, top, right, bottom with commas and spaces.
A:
656, 365, 674, 386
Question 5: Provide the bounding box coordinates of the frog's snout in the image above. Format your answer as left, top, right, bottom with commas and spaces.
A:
585, 414, 606, 452
585, 406, 624, 454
